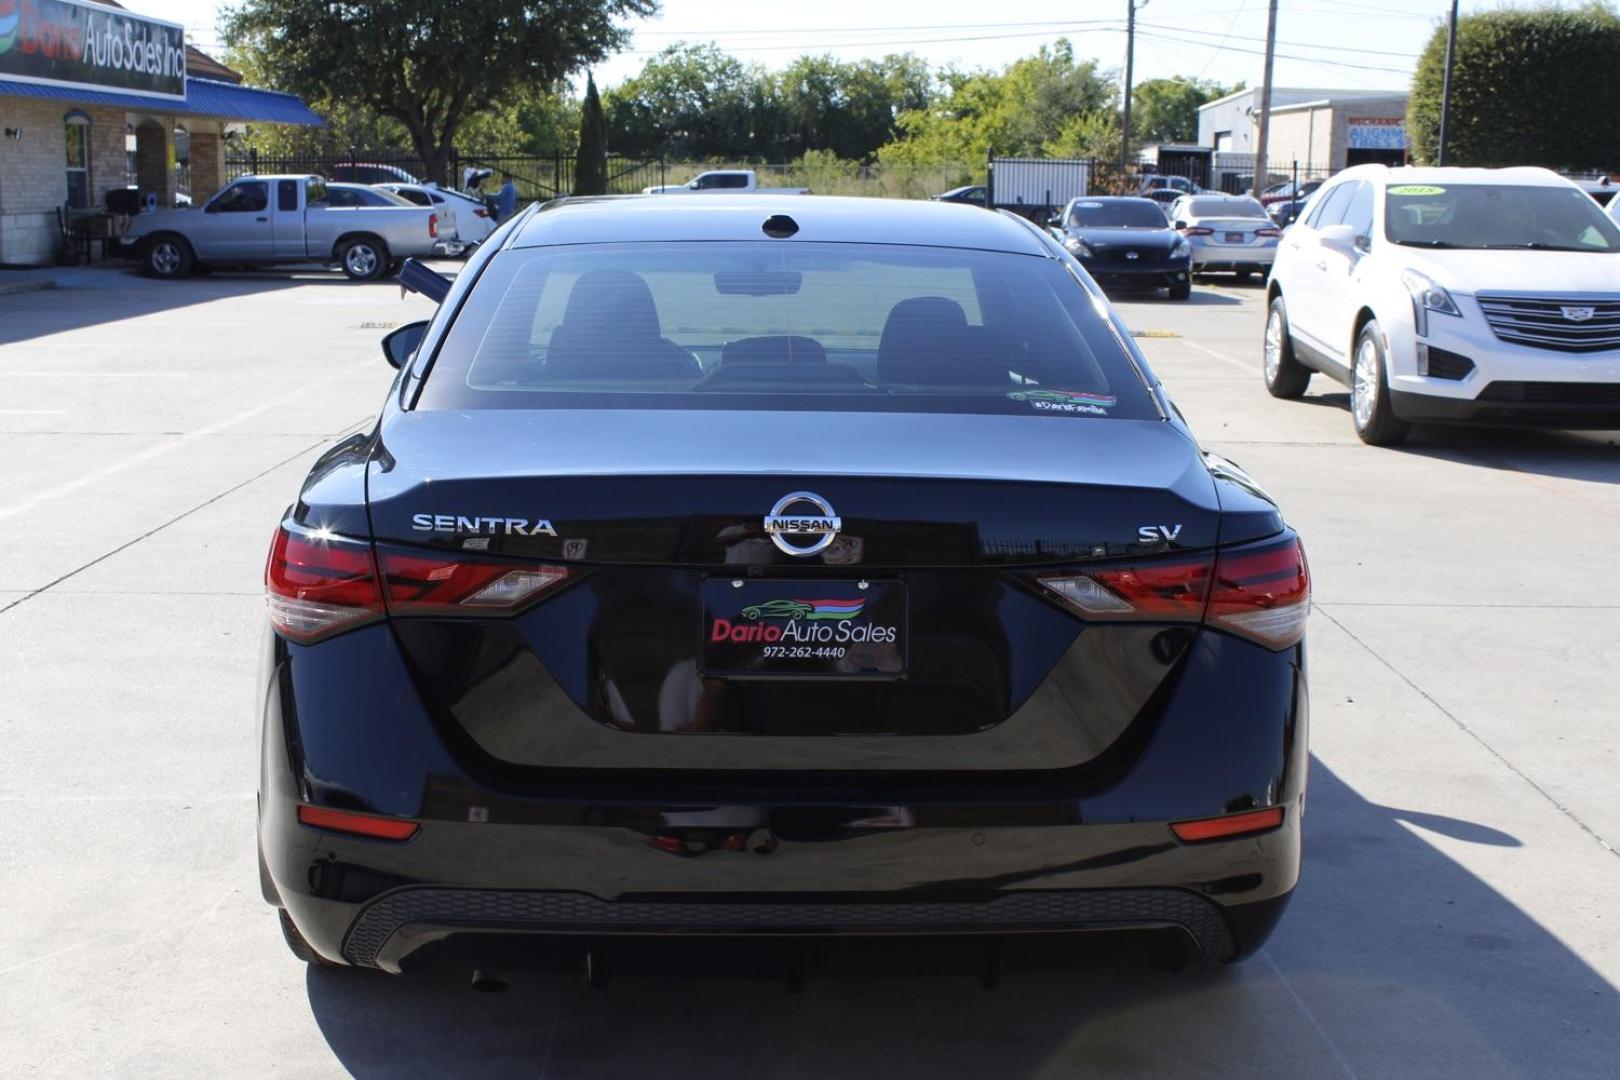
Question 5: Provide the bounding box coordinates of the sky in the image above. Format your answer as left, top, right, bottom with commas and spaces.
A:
155, 0, 1597, 98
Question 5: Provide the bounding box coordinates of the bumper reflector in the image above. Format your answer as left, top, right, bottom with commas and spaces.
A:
1170, 807, 1284, 843
297, 804, 420, 840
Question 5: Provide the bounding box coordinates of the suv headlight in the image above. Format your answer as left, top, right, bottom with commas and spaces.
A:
1064, 236, 1093, 258
1171, 236, 1191, 258
1400, 269, 1461, 337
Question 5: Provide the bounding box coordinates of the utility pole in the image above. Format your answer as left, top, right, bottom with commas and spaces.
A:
1251, 0, 1279, 201
1121, 0, 1147, 178
1437, 0, 1460, 166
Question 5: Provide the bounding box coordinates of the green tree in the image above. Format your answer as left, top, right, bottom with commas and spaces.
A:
1408, 5, 1620, 167
878, 41, 1116, 164
573, 74, 608, 194
604, 43, 770, 159
1131, 78, 1235, 145
773, 54, 931, 160
222, 0, 654, 183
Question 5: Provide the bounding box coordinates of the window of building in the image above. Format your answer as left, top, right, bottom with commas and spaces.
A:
64, 112, 91, 209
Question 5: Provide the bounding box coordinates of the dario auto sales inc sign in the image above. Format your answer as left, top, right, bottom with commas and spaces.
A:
0, 0, 185, 100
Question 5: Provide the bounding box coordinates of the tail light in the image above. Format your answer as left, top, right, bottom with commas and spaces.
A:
1171, 807, 1284, 843
1183, 226, 1215, 236
1029, 534, 1310, 650
474, 207, 490, 218
1256, 227, 1281, 238
427, 212, 438, 238
265, 526, 383, 643
298, 804, 419, 840
265, 524, 572, 643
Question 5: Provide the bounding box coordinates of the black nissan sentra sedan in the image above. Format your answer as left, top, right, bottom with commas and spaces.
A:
260, 195, 1310, 981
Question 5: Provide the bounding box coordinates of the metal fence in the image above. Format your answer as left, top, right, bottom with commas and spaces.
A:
224, 150, 667, 199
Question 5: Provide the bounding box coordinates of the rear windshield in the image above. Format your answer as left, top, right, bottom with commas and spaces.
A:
416, 242, 1158, 420
1066, 200, 1166, 228
1385, 183, 1620, 251
1188, 197, 1267, 219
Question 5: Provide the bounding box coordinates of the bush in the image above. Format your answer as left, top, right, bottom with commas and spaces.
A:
1408, 6, 1620, 168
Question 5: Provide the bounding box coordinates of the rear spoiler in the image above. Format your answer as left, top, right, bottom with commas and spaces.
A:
397, 258, 451, 305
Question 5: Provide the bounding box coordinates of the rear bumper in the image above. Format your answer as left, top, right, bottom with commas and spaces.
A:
258, 624, 1308, 973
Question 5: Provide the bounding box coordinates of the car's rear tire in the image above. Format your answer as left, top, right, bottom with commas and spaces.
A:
1168, 281, 1191, 301
1350, 320, 1411, 446
143, 235, 193, 279
1263, 296, 1311, 399
278, 909, 338, 967
338, 236, 388, 281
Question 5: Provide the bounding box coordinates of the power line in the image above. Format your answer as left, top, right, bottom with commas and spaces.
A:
1133, 29, 1414, 74
1138, 20, 1423, 58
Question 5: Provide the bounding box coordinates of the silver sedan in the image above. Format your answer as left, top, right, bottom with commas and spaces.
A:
1167, 195, 1281, 280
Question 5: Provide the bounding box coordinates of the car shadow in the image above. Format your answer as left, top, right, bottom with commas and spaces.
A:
303, 760, 1619, 1079
1298, 390, 1620, 485
1108, 288, 1244, 307
0, 264, 453, 348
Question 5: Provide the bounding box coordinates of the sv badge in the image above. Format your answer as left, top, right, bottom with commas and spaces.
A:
1138, 524, 1183, 543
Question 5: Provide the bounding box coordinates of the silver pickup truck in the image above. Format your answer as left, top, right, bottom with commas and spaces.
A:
123, 174, 441, 280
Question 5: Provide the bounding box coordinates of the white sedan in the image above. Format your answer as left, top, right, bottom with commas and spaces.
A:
375, 183, 498, 254
1265, 164, 1620, 445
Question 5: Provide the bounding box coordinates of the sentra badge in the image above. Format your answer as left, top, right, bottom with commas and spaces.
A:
411, 513, 557, 537
763, 491, 841, 556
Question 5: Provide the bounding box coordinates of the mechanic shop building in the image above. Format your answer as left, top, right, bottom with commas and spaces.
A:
0, 0, 321, 265
1198, 87, 1409, 188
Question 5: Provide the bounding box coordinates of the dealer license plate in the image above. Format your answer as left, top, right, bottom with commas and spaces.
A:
701, 578, 907, 678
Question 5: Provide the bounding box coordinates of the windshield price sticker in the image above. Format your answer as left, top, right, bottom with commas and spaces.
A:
701, 579, 907, 678
1388, 185, 1447, 196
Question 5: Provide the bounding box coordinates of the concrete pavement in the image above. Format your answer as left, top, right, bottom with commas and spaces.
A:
1, 268, 1617, 1078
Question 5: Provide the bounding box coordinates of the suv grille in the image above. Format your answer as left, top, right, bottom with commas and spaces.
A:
1476, 295, 1620, 353
1476, 381, 1620, 405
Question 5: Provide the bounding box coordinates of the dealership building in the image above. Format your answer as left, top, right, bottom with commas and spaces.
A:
1198, 86, 1410, 183
0, 0, 322, 264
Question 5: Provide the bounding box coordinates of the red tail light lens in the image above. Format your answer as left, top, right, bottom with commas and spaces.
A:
297, 804, 419, 840
265, 526, 384, 643
474, 207, 490, 218
1256, 227, 1281, 237
376, 547, 569, 615
266, 526, 573, 642
1207, 535, 1311, 649
1183, 226, 1215, 236
1171, 807, 1284, 843
1028, 533, 1310, 650
428, 212, 438, 238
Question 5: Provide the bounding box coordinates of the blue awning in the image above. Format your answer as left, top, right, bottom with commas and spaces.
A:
0, 76, 324, 126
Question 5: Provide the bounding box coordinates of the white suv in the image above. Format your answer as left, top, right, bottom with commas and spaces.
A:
1264, 165, 1620, 445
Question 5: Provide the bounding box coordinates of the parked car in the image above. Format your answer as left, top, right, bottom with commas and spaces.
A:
1051, 195, 1192, 299
322, 182, 418, 208
327, 162, 421, 186
1167, 195, 1280, 280
123, 174, 441, 280
932, 184, 987, 205
643, 169, 810, 195
1139, 174, 1200, 196
1142, 188, 1184, 216
377, 182, 499, 254
1265, 164, 1620, 445
1260, 179, 1324, 207
260, 194, 1310, 980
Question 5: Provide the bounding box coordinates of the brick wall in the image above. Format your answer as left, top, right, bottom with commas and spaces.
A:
189, 128, 225, 202
0, 99, 69, 263
86, 106, 128, 210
